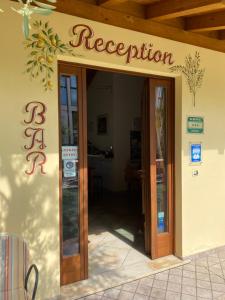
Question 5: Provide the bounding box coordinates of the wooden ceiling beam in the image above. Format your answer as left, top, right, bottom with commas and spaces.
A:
98, 0, 127, 7
186, 10, 225, 32
219, 30, 225, 39
147, 0, 225, 20
53, 0, 225, 53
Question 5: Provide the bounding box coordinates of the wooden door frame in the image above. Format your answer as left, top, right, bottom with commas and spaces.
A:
58, 63, 88, 285
58, 60, 175, 284
149, 77, 175, 259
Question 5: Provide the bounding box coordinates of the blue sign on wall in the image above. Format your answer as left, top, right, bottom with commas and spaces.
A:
190, 143, 202, 163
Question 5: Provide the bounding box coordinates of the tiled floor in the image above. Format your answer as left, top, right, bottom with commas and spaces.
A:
79, 245, 225, 300
60, 193, 187, 299
60, 193, 225, 299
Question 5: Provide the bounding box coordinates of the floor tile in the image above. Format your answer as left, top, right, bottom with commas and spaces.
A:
136, 284, 151, 296
183, 270, 196, 279
153, 279, 167, 290
212, 283, 225, 293
182, 285, 196, 296
170, 268, 183, 276
139, 277, 154, 287
167, 282, 182, 293
210, 274, 224, 284
196, 287, 212, 299
155, 272, 169, 281
122, 280, 139, 292
133, 293, 148, 300
196, 273, 210, 282
182, 277, 196, 287
165, 291, 181, 300
103, 288, 121, 299
118, 291, 134, 300
181, 294, 196, 300
150, 288, 166, 299
169, 274, 182, 284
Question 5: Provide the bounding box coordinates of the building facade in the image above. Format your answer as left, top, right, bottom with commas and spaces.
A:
1, 0, 225, 299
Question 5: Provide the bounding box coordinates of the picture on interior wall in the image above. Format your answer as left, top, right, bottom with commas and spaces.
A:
97, 114, 108, 135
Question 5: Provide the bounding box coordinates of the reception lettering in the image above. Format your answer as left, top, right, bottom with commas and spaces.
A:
70, 24, 174, 65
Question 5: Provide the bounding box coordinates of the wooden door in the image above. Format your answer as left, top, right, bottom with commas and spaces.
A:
58, 63, 88, 285
143, 77, 174, 259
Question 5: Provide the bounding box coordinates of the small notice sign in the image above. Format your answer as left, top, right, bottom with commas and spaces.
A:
64, 160, 76, 178
62, 146, 78, 160
187, 116, 204, 134
190, 143, 202, 164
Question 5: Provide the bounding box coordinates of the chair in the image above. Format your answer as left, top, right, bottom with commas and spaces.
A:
0, 234, 39, 300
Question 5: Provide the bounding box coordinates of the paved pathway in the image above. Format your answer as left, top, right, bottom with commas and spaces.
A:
80, 246, 225, 300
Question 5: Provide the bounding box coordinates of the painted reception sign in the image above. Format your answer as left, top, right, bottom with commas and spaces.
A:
70, 24, 175, 65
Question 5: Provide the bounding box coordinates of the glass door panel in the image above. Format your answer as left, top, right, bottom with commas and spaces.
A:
149, 78, 174, 259
155, 87, 168, 233
59, 64, 88, 285
60, 74, 80, 257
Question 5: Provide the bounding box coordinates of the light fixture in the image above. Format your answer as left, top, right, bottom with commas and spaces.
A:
11, 0, 57, 39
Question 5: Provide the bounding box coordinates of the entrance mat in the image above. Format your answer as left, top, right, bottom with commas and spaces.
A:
60, 255, 190, 300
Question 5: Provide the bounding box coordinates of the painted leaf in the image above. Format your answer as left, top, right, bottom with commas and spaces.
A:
23, 15, 30, 39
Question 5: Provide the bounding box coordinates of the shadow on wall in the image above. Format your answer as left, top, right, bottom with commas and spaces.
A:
0, 151, 60, 299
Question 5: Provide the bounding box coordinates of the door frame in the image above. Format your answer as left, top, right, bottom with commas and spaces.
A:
149, 77, 175, 259
58, 63, 88, 285
58, 60, 175, 284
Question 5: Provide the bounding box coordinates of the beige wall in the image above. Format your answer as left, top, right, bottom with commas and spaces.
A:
88, 72, 144, 191
1, 0, 225, 298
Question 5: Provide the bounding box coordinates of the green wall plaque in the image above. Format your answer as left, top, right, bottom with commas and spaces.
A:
187, 116, 204, 134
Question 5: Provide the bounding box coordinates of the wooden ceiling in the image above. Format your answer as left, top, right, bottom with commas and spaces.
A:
54, 0, 225, 53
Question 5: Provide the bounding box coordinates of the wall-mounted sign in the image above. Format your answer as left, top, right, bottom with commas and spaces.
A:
23, 101, 47, 175
62, 146, 78, 160
187, 116, 204, 134
70, 24, 175, 66
64, 160, 76, 178
190, 143, 202, 164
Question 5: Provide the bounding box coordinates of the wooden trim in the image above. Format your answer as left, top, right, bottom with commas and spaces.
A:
58, 62, 88, 285
186, 10, 225, 32
81, 68, 89, 279
98, 0, 127, 7
54, 0, 225, 53
58, 64, 63, 286
58, 60, 150, 79
58, 61, 176, 287
147, 0, 225, 20
149, 77, 175, 259
219, 30, 225, 40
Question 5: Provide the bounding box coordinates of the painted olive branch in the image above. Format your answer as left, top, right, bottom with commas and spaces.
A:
170, 52, 205, 107
24, 21, 75, 91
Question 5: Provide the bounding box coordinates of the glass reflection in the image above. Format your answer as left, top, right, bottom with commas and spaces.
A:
155, 87, 168, 233
60, 74, 80, 256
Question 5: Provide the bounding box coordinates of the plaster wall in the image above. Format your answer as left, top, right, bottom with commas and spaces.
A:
1, 0, 225, 298
88, 72, 144, 191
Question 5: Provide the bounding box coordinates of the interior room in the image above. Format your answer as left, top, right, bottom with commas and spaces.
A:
87, 69, 147, 276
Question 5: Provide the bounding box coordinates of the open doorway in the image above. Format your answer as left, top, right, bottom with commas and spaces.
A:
87, 70, 146, 276
58, 62, 175, 285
